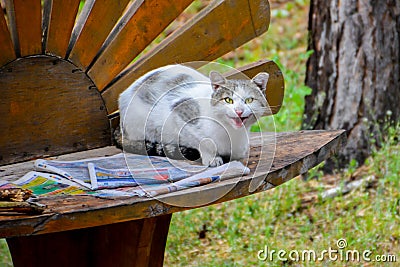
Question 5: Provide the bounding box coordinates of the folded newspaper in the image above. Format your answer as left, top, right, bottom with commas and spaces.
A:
1, 153, 250, 198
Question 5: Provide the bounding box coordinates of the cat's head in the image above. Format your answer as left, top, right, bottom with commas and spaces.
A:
210, 71, 269, 129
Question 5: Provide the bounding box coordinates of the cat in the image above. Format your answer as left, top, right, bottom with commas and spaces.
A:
118, 64, 269, 167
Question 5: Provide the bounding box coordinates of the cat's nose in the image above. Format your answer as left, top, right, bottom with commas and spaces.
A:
235, 110, 243, 117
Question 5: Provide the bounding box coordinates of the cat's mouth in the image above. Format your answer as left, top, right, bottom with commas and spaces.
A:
228, 115, 250, 128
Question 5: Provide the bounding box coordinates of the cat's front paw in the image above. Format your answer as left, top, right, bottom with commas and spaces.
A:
202, 156, 224, 167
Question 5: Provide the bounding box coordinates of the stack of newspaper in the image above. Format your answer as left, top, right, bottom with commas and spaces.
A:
0, 154, 250, 198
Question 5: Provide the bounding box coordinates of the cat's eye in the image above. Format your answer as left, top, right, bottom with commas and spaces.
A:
245, 97, 254, 104
224, 97, 234, 104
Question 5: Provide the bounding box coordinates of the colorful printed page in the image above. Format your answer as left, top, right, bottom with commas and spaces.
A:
120, 161, 250, 197
88, 164, 189, 189
0, 171, 86, 197
0, 171, 139, 198
34, 153, 129, 188
36, 153, 214, 190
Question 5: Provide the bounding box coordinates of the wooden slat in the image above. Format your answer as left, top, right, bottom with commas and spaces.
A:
0, 56, 111, 166
87, 0, 193, 91
68, 0, 130, 69
0, 130, 346, 237
101, 0, 270, 114
0, 6, 15, 66
3, 0, 19, 57
8, 216, 171, 267
65, 0, 95, 59
248, 0, 271, 36
41, 0, 51, 53
13, 0, 42, 56
45, 0, 80, 57
225, 60, 285, 115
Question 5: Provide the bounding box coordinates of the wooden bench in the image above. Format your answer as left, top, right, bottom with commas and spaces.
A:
0, 0, 346, 266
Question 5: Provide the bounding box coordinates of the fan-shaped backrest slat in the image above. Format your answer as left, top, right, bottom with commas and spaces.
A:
44, 0, 80, 58
12, 0, 41, 56
87, 0, 193, 91
68, 0, 131, 69
101, 0, 270, 114
0, 7, 15, 65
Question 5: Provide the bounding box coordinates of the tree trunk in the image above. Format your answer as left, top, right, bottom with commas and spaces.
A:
304, 0, 400, 168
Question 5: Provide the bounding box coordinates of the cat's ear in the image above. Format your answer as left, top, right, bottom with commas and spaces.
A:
252, 72, 270, 92
209, 71, 226, 91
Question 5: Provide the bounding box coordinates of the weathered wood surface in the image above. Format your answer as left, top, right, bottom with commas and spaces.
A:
0, 7, 15, 66
87, 0, 193, 89
12, 0, 42, 56
44, 0, 80, 58
0, 201, 45, 215
0, 130, 346, 238
0, 56, 111, 166
68, 0, 131, 69
101, 0, 271, 113
7, 215, 171, 267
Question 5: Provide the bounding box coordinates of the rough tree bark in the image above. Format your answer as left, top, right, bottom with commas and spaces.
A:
304, 0, 400, 168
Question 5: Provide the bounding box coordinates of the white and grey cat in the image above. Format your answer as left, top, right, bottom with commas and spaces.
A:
119, 64, 269, 167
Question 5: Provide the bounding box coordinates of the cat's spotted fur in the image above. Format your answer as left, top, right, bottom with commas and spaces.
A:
119, 64, 269, 166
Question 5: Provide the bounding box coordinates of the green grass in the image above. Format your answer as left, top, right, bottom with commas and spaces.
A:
164, 123, 399, 266
0, 239, 11, 267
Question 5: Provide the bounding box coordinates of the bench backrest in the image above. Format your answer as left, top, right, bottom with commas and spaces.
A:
0, 0, 283, 166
